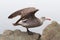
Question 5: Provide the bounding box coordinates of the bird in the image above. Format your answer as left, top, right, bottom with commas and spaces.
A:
8, 7, 51, 35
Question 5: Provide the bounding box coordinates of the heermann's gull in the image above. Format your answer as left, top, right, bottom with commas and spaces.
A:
8, 7, 51, 35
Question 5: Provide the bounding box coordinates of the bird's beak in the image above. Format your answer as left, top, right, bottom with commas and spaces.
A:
46, 18, 51, 21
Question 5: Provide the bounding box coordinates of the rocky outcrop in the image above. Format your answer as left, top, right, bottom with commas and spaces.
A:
0, 21, 60, 40
0, 29, 41, 40
41, 21, 60, 40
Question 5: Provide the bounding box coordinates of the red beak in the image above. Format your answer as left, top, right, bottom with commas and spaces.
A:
46, 18, 51, 21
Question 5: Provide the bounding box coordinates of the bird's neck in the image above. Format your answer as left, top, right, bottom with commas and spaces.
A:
40, 19, 45, 24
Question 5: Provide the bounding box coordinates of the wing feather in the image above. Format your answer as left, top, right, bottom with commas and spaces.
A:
20, 7, 38, 18
8, 7, 38, 19
8, 10, 21, 19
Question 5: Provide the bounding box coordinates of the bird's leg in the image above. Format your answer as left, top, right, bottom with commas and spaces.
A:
27, 28, 33, 35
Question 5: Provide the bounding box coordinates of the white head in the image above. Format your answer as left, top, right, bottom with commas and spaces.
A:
41, 17, 51, 23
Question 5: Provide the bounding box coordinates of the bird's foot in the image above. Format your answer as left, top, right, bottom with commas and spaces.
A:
13, 23, 20, 26
28, 31, 33, 35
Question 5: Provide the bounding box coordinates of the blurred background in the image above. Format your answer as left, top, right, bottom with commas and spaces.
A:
0, 0, 60, 34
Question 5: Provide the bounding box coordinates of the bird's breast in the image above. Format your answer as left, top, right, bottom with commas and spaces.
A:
19, 18, 42, 28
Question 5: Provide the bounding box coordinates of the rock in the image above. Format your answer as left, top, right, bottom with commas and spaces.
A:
0, 34, 2, 39
41, 21, 60, 40
0, 29, 41, 40
13, 29, 21, 36
3, 30, 13, 36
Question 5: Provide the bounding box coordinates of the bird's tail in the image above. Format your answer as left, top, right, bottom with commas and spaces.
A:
8, 10, 21, 19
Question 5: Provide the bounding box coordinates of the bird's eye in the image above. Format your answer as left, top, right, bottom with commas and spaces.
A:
23, 20, 27, 23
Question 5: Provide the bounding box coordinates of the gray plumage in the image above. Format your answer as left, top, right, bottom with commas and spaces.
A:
8, 7, 51, 35
8, 7, 38, 19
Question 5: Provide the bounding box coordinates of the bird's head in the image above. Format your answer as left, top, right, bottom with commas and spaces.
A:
41, 17, 51, 22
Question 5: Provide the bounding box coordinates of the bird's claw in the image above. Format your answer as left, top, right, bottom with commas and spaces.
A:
28, 32, 33, 35
27, 31, 33, 35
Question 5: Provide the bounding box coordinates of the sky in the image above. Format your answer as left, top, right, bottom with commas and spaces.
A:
0, 0, 60, 34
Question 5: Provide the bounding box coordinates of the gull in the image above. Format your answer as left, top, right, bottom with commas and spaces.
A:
8, 7, 51, 35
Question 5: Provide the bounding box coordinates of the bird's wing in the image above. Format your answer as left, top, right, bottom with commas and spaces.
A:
8, 10, 21, 19
8, 7, 38, 19
20, 7, 38, 18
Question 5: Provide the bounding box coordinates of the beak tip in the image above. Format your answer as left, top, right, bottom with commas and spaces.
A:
46, 18, 51, 21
